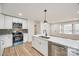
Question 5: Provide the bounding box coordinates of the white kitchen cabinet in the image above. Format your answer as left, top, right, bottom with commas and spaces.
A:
0, 36, 5, 56
22, 19, 28, 29
23, 33, 28, 43
4, 16, 13, 29
4, 34, 12, 48
32, 36, 38, 49
13, 17, 22, 23
0, 14, 4, 29
40, 38, 48, 56
32, 36, 41, 52
32, 36, 48, 56
0, 40, 4, 56
68, 48, 79, 56
18, 18, 23, 23
13, 17, 27, 29
35, 37, 41, 51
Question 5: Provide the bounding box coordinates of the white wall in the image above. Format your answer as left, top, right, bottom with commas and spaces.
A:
34, 21, 41, 34
28, 19, 35, 42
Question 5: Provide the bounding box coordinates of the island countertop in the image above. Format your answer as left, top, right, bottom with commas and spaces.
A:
33, 34, 79, 50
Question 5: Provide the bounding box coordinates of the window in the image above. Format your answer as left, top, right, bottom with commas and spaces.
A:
74, 24, 79, 34
51, 22, 79, 34
64, 24, 72, 34
51, 24, 61, 33
59, 24, 62, 33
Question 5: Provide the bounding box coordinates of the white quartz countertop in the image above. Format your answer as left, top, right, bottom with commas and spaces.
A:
33, 35, 79, 50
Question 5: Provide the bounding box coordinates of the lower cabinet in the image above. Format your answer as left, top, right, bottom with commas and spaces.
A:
40, 39, 48, 56
68, 48, 79, 56
0, 38, 5, 56
4, 35, 12, 48
48, 42, 67, 56
32, 36, 48, 56
32, 36, 67, 56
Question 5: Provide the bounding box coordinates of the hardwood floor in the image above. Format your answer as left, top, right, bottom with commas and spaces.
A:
3, 42, 42, 56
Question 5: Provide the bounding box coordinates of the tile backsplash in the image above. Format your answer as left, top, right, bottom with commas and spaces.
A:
0, 29, 12, 35
0, 29, 28, 35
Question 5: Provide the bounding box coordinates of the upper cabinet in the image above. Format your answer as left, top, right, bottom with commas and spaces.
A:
0, 14, 4, 29
13, 17, 22, 23
13, 17, 21, 23
13, 18, 28, 29
4, 16, 13, 29
22, 19, 28, 29
0, 14, 28, 29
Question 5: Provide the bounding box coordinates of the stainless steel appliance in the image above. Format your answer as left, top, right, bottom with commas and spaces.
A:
12, 23, 23, 45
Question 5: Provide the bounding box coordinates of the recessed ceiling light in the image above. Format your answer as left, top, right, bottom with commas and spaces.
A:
18, 13, 22, 16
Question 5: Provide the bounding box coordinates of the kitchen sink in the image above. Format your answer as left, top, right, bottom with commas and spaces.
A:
39, 36, 50, 39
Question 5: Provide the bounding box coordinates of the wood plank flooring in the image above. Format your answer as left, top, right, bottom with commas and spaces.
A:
3, 42, 42, 56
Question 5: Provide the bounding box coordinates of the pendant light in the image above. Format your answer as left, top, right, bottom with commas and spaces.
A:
44, 9, 48, 23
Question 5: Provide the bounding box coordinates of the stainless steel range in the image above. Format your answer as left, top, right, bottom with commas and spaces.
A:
12, 23, 23, 45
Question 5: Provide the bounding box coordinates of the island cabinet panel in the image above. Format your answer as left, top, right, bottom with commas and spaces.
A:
48, 42, 67, 56
40, 38, 48, 56
32, 36, 48, 56
32, 36, 67, 56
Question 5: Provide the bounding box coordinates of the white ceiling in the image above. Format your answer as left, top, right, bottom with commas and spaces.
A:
1, 3, 79, 23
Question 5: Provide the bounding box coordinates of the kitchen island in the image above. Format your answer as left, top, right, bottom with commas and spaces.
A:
32, 35, 79, 56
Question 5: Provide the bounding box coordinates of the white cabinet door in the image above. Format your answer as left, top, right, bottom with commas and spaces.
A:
68, 48, 79, 56
40, 38, 48, 56
4, 35, 12, 48
0, 14, 4, 29
23, 33, 28, 43
13, 17, 22, 23
22, 19, 28, 29
18, 18, 23, 23
32, 36, 36, 48
4, 16, 12, 29
32, 36, 48, 56
0, 36, 5, 56
13, 17, 18, 23
32, 36, 40, 50
0, 41, 4, 56
34, 37, 41, 51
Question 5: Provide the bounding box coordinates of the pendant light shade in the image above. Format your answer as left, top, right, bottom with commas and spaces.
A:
44, 20, 47, 23
44, 9, 48, 23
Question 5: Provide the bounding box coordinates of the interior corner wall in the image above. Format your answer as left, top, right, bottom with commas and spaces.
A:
27, 19, 35, 42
